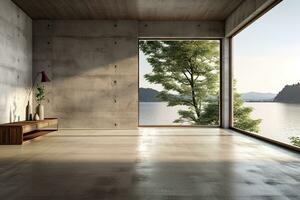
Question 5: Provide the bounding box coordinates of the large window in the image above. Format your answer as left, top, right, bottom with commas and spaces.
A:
232, 0, 300, 148
139, 40, 220, 126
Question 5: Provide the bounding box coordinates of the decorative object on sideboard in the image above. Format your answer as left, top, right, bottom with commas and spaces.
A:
35, 85, 46, 120
25, 101, 32, 121
26, 71, 51, 121
34, 113, 40, 121
37, 104, 44, 120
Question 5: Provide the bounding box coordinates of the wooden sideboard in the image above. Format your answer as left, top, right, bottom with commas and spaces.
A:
0, 118, 58, 145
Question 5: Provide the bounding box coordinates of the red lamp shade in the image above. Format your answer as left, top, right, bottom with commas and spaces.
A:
41, 71, 50, 82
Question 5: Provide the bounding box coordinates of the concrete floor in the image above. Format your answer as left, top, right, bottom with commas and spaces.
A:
0, 128, 299, 200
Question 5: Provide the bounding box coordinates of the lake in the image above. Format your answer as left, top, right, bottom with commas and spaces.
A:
139, 102, 187, 125
139, 102, 300, 145
245, 102, 300, 144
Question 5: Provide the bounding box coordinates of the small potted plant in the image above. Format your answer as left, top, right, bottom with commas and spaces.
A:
35, 84, 46, 120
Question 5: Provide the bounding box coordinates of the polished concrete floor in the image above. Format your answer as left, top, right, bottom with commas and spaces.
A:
0, 128, 299, 200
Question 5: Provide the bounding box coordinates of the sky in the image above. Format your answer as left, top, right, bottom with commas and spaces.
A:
139, 0, 300, 94
139, 50, 164, 91
233, 0, 300, 94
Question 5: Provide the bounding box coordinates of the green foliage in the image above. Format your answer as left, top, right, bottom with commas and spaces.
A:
140, 40, 220, 125
201, 99, 219, 125
232, 81, 261, 133
289, 136, 300, 147
35, 84, 46, 104
199, 80, 261, 130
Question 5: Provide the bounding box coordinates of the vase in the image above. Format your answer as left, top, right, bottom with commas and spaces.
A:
25, 101, 32, 121
34, 113, 40, 120
37, 104, 44, 120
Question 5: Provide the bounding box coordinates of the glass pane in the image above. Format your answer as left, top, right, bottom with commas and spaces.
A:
232, 0, 300, 148
139, 40, 220, 126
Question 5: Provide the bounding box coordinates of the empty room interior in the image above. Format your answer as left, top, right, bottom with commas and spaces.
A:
1, 0, 300, 199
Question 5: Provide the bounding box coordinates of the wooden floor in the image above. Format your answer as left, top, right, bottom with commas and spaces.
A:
0, 128, 299, 200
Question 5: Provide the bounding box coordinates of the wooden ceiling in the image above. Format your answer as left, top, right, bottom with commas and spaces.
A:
12, 0, 243, 20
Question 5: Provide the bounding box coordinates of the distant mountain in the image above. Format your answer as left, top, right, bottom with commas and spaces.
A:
274, 83, 300, 103
241, 92, 276, 102
139, 88, 162, 102
140, 88, 277, 102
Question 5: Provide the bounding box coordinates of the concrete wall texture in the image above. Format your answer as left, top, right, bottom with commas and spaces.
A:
33, 20, 138, 129
33, 20, 224, 129
0, 0, 32, 124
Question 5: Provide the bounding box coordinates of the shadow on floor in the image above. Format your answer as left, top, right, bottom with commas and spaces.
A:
0, 159, 299, 200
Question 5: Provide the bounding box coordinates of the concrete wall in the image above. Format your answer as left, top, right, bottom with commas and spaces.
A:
33, 20, 224, 129
33, 20, 138, 129
0, 0, 32, 124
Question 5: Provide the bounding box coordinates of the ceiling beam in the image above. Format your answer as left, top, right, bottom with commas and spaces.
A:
225, 0, 282, 37
138, 21, 224, 38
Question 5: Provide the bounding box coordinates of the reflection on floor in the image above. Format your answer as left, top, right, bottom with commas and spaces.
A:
0, 128, 299, 200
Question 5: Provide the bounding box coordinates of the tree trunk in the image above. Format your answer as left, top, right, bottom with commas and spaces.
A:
190, 67, 201, 122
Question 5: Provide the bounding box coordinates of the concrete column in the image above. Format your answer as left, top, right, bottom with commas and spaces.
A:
221, 38, 231, 128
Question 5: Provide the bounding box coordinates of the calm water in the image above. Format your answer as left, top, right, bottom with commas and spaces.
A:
139, 102, 300, 145
245, 102, 300, 144
139, 102, 187, 125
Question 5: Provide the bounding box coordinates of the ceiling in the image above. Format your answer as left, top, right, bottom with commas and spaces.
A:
12, 0, 243, 21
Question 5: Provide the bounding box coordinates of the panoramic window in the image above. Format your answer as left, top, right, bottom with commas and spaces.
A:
232, 0, 300, 148
139, 40, 220, 126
